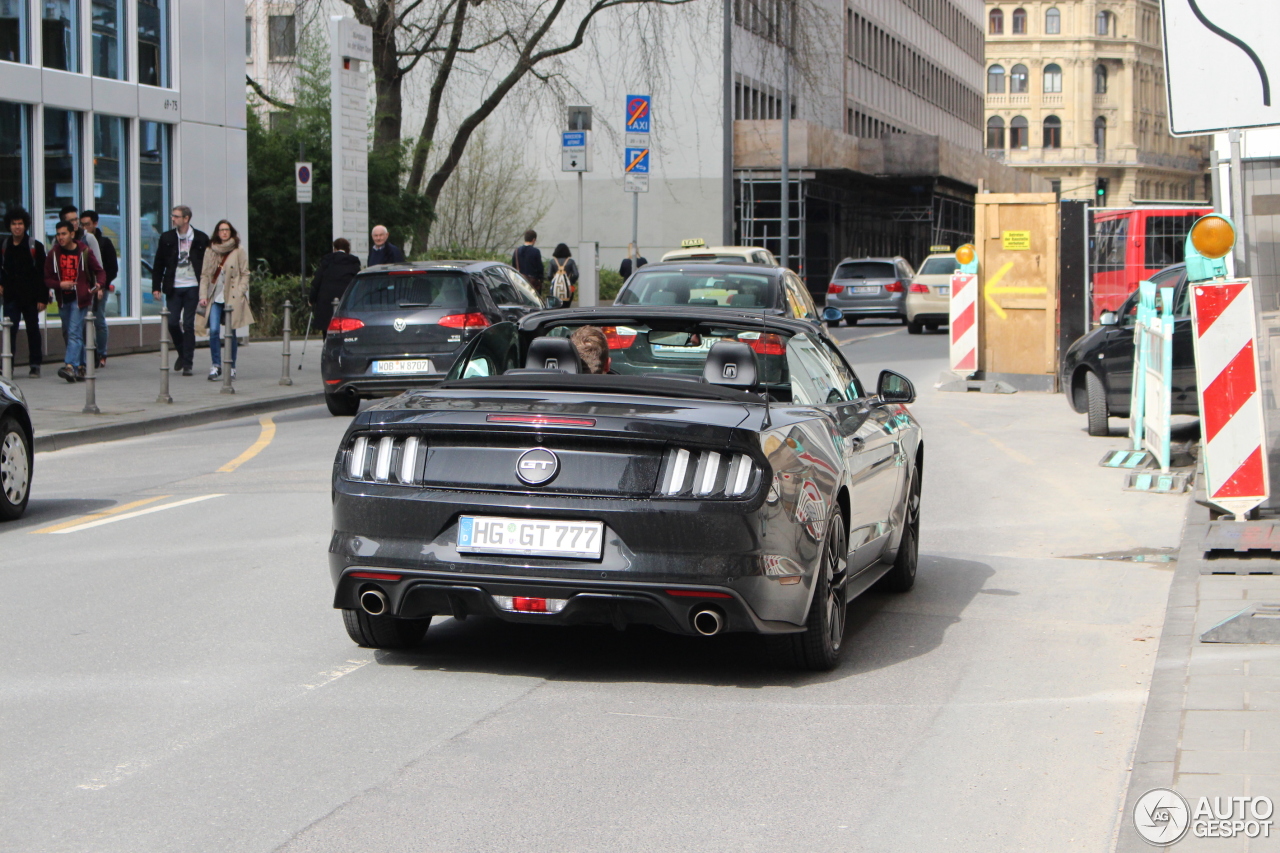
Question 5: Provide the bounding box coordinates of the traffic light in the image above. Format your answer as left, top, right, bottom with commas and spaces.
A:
1095, 177, 1109, 207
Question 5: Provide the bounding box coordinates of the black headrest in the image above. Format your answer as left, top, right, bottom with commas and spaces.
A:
703, 341, 758, 388
525, 336, 581, 373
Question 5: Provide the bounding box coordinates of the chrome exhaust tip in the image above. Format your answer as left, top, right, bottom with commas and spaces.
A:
692, 608, 724, 636
359, 589, 389, 616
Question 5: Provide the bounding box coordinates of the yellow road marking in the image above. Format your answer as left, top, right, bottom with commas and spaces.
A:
52, 494, 225, 534
218, 415, 277, 473
30, 496, 170, 534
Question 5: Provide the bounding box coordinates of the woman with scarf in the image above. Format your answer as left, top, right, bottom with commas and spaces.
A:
196, 220, 254, 380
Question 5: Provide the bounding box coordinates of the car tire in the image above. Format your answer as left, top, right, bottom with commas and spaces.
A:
1085, 370, 1109, 437
877, 463, 920, 593
924, 323, 938, 332
0, 415, 32, 521
825, 318, 840, 328
846, 317, 858, 326
770, 513, 847, 671
907, 318, 923, 335
325, 391, 361, 417
342, 609, 431, 650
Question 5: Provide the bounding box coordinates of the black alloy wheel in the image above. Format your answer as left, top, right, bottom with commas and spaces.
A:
0, 416, 31, 521
773, 513, 847, 671
877, 463, 920, 593
1085, 370, 1110, 436
342, 609, 432, 649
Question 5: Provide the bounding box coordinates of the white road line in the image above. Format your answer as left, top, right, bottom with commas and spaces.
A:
302, 659, 371, 690
840, 328, 903, 344
52, 494, 225, 534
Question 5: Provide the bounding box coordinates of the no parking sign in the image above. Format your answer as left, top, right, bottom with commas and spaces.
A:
295, 162, 313, 204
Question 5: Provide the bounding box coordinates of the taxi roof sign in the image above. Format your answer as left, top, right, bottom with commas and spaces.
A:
680, 238, 706, 248
929, 244, 951, 253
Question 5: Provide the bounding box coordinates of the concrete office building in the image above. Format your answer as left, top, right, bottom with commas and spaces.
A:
0, 0, 247, 357
983, 0, 1208, 203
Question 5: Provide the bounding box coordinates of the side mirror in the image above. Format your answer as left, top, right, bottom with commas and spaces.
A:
545, 296, 564, 309
1099, 311, 1118, 326
877, 370, 915, 404
822, 307, 843, 323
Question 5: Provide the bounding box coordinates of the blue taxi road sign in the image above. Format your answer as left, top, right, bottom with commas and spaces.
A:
562, 131, 586, 148
624, 148, 649, 173
626, 95, 651, 133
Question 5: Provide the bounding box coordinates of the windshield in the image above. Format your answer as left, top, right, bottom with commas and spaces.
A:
616, 271, 780, 309
834, 261, 896, 280
918, 257, 960, 275
344, 272, 471, 312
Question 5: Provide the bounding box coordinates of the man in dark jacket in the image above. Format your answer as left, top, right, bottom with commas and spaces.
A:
80, 210, 118, 368
151, 205, 209, 375
512, 230, 544, 295
367, 225, 405, 267
44, 220, 105, 382
309, 238, 362, 332
0, 208, 48, 377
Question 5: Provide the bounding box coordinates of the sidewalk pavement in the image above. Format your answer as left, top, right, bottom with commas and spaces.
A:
1118, 489, 1280, 852
11, 336, 328, 452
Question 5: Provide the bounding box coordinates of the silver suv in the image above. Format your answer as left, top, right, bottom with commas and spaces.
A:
824, 257, 914, 326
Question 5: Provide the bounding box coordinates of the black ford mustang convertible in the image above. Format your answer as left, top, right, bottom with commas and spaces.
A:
329, 307, 924, 670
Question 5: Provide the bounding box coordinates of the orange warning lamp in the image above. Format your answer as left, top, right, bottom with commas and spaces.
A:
955, 244, 975, 266
1189, 215, 1235, 260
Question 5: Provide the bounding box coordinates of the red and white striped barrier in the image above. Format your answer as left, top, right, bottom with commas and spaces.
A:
949, 272, 978, 374
1190, 279, 1270, 519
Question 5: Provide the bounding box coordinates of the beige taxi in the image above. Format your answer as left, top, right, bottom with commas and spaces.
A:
905, 253, 959, 334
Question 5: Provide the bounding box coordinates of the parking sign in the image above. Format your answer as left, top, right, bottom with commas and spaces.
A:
624, 147, 650, 174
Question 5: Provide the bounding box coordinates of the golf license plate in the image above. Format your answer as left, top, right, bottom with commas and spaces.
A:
937, 286, 950, 296
457, 516, 604, 560
373, 359, 434, 375
853, 285, 878, 294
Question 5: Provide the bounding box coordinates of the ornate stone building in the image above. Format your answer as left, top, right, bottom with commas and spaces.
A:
983, 0, 1208, 204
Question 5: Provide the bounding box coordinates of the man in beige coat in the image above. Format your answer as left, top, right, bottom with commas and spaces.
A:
197, 220, 254, 379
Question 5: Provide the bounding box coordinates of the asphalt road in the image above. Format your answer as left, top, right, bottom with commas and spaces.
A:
1, 321, 1186, 852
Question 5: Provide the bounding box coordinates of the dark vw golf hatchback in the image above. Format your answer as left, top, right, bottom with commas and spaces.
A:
321, 261, 545, 415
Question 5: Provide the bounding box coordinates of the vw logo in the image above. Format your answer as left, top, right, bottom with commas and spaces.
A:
516, 448, 559, 486
393, 318, 407, 332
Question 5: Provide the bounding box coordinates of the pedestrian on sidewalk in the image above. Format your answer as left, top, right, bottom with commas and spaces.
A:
549, 243, 579, 305
151, 205, 209, 377
58, 206, 103, 364
367, 225, 405, 267
44, 220, 105, 383
79, 209, 118, 369
512, 230, 544, 295
309, 238, 361, 333
619, 243, 648, 279
0, 208, 48, 378
196, 220, 253, 381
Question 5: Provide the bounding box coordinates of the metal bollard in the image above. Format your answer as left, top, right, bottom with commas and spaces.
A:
157, 305, 173, 403
279, 299, 293, 385
220, 311, 235, 394
1, 316, 12, 380
82, 309, 100, 414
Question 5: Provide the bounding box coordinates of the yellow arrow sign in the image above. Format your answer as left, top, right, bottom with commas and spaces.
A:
982, 262, 1046, 319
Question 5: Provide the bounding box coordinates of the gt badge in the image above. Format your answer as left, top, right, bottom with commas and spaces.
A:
393, 318, 407, 332
516, 448, 559, 486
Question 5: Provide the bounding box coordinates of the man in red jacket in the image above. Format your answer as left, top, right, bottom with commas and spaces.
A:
44, 220, 106, 383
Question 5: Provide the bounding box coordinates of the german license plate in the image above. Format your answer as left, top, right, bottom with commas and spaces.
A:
937, 286, 950, 296
373, 359, 435, 375
457, 516, 604, 560
853, 286, 878, 294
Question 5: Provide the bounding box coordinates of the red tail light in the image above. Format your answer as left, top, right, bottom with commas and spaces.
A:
664, 589, 733, 599
884, 280, 905, 293
909, 283, 930, 293
512, 597, 549, 613
349, 571, 402, 581
487, 414, 597, 426
439, 312, 490, 330
746, 333, 786, 356
602, 325, 637, 349
328, 317, 365, 333
827, 283, 843, 294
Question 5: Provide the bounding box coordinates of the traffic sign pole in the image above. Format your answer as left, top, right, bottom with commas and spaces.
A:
624, 96, 652, 257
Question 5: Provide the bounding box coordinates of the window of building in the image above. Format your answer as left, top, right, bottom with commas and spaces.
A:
1094, 116, 1107, 157
1043, 115, 1062, 148
92, 114, 128, 316
42, 0, 79, 72
137, 0, 167, 86
139, 120, 170, 316
1010, 64, 1029, 93
269, 15, 295, 59
0, 101, 32, 220
986, 116, 1005, 149
1045, 7, 1060, 34
1096, 10, 1111, 36
987, 64, 1005, 93
1043, 63, 1062, 93
91, 0, 125, 79
245, 16, 252, 59
1011, 8, 1026, 34
1, 0, 29, 63
1050, 179, 1061, 195
1010, 116, 1029, 149
43, 107, 81, 246
1094, 63, 1108, 94
989, 8, 1002, 35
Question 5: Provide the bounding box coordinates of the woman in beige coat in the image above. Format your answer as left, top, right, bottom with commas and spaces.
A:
197, 220, 254, 380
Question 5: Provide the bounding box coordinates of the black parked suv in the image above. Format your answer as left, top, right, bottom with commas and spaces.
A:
321, 261, 545, 416
1061, 263, 1198, 436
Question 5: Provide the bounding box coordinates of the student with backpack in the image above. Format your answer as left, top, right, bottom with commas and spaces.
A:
0, 209, 48, 377
549, 243, 579, 305
44, 220, 106, 383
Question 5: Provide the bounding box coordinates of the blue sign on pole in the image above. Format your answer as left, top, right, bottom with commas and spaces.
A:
624, 148, 650, 174
625, 95, 651, 133
562, 131, 587, 148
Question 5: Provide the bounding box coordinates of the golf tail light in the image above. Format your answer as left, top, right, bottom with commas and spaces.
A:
492, 595, 569, 614
909, 283, 930, 293
827, 283, 843, 294
328, 317, 365, 333
602, 325, 637, 349
884, 280, 905, 293
439, 312, 490, 330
